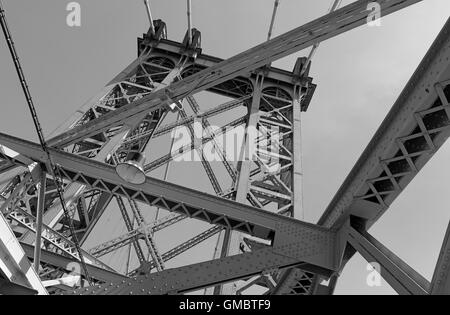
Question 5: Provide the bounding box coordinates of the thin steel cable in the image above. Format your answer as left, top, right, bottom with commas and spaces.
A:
187, 0, 192, 45
267, 0, 280, 41
0, 0, 93, 285
300, 0, 342, 75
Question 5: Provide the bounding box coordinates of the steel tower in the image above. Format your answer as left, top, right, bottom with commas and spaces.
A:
0, 0, 449, 295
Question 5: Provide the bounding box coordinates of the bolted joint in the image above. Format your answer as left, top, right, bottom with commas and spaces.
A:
182, 28, 202, 59
143, 19, 168, 46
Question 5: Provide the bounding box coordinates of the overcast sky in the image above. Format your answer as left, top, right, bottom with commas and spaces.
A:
1, 0, 450, 295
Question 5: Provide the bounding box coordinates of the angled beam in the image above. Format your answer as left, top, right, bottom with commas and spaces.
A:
47, 0, 422, 149
80, 192, 113, 245
20, 243, 128, 284
0, 277, 37, 295
67, 248, 332, 295
0, 211, 47, 295
0, 132, 341, 272
178, 107, 223, 194
2, 199, 113, 272
33, 167, 46, 272
319, 17, 450, 230
115, 196, 146, 263
186, 95, 237, 181
145, 116, 245, 173
431, 220, 450, 295
314, 16, 450, 295
150, 95, 250, 139
136, 226, 223, 273
347, 225, 430, 295
90, 213, 186, 258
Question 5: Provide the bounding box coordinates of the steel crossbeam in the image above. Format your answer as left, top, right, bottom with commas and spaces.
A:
0, 132, 344, 272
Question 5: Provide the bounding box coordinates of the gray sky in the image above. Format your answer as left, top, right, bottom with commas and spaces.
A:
1, 0, 450, 295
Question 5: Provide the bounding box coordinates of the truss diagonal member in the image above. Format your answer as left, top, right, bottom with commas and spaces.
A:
319, 17, 450, 230
275, 15, 450, 297
347, 225, 430, 295
0, 211, 47, 295
186, 95, 237, 181
431, 220, 450, 295
0, 132, 343, 272
150, 95, 250, 140
3, 200, 114, 272
178, 108, 223, 194
127, 199, 165, 271
0, 172, 32, 215
79, 192, 114, 245
144, 116, 246, 173
90, 213, 186, 257
46, 0, 422, 149
20, 242, 127, 285
135, 226, 223, 273
115, 196, 146, 263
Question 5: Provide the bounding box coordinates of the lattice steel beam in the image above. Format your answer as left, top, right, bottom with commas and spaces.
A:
319, 17, 450, 230
67, 247, 334, 295
20, 243, 127, 285
5, 204, 113, 272
0, 211, 47, 295
0, 131, 342, 272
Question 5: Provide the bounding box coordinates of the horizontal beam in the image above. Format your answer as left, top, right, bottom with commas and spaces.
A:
0, 132, 341, 272
148, 38, 300, 87
47, 0, 422, 149
319, 17, 450, 229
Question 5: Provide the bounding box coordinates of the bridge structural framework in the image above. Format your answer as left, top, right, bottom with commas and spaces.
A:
0, 0, 449, 296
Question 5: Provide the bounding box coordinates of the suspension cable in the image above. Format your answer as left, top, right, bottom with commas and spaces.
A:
143, 0, 155, 34
300, 0, 342, 75
187, 0, 192, 45
267, 0, 280, 41
0, 0, 93, 285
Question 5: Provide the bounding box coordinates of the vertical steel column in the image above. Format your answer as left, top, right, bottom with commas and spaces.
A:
292, 87, 304, 220
235, 75, 265, 202
33, 169, 46, 272
216, 75, 265, 295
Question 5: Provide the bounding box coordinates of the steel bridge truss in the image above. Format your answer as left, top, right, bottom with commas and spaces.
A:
0, 0, 449, 295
